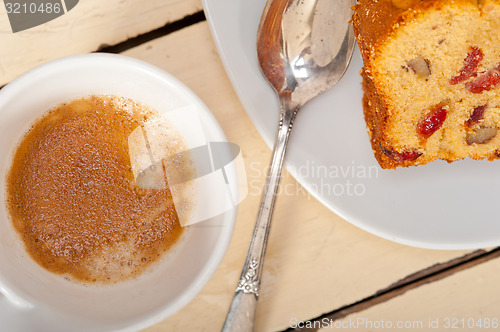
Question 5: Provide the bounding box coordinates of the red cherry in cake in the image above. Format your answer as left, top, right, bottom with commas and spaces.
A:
417, 107, 447, 139
381, 146, 422, 163
465, 104, 488, 127
466, 63, 500, 93
450, 46, 484, 85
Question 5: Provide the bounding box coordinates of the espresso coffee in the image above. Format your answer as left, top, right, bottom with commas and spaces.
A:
6, 96, 185, 284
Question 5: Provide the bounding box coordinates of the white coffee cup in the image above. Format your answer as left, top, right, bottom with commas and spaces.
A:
0, 54, 237, 332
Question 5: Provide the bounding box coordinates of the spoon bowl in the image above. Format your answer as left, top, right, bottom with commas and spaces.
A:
222, 1, 356, 330
257, 0, 355, 107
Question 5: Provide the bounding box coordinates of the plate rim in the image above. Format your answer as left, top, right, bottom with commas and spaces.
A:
202, 0, 500, 250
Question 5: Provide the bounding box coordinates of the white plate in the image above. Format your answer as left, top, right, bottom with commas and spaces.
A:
202, 0, 500, 249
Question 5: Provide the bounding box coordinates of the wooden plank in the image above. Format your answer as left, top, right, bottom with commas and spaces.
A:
120, 22, 488, 332
295, 249, 500, 331
319, 253, 500, 332
0, 0, 203, 86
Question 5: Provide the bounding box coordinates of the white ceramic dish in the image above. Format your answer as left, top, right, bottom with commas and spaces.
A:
203, 0, 500, 249
0, 53, 236, 331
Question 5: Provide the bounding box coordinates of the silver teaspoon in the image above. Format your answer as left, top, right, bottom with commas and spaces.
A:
222, 0, 356, 331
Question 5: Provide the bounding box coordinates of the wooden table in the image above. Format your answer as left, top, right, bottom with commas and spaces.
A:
2, 1, 500, 331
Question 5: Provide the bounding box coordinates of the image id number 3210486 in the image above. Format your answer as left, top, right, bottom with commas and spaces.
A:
5, 2, 62, 14
442, 318, 498, 329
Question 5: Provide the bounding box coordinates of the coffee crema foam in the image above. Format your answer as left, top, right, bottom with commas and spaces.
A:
6, 96, 187, 284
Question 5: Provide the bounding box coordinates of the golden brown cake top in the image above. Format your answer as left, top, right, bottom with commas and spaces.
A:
352, 0, 484, 62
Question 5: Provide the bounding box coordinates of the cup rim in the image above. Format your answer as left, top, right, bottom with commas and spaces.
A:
0, 53, 237, 331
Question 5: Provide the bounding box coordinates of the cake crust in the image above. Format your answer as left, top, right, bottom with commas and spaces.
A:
353, 0, 500, 168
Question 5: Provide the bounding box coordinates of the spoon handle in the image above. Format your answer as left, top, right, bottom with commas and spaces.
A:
222, 98, 298, 332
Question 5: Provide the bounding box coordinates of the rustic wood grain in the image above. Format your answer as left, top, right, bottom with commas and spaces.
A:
318, 250, 500, 332
291, 248, 500, 331
0, 0, 202, 85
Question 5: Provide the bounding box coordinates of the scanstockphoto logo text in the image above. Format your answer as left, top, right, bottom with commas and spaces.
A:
3, 0, 79, 33
291, 317, 425, 330
249, 160, 379, 199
